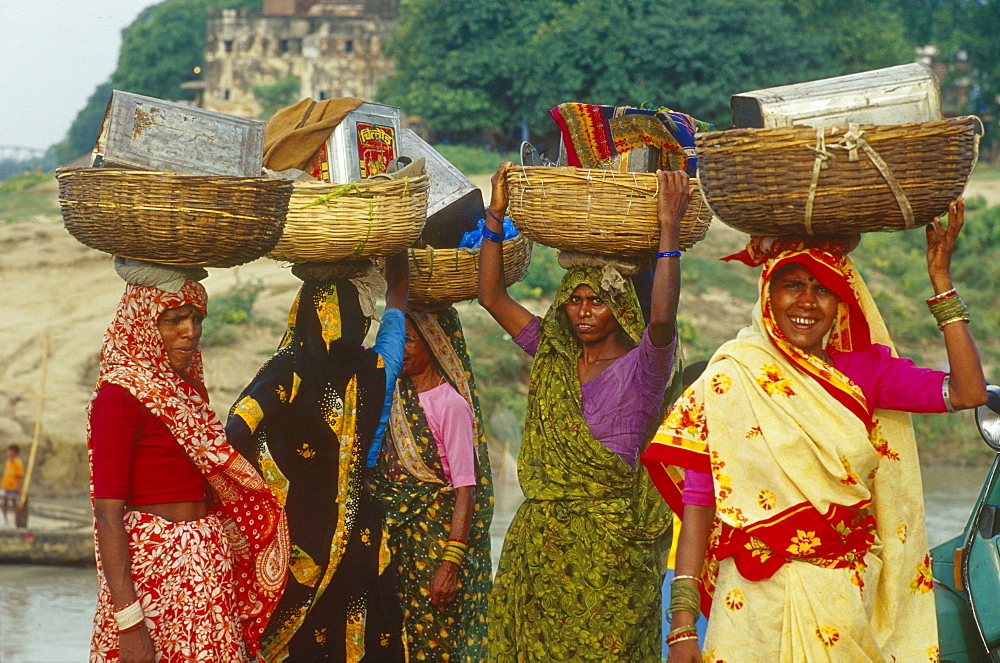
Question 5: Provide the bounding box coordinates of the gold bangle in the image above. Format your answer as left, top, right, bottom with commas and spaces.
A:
937, 315, 970, 330
671, 574, 700, 584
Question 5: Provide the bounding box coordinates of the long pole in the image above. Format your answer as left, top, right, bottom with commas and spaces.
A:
17, 332, 48, 527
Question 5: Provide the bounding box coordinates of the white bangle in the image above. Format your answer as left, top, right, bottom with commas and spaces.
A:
113, 598, 144, 631
942, 376, 957, 413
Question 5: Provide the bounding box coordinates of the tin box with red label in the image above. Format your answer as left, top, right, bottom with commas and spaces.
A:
318, 102, 401, 183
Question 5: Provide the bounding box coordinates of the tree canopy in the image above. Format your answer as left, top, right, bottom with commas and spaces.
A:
379, 0, 923, 145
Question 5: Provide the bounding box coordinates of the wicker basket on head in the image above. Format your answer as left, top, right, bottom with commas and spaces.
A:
408, 233, 533, 306
57, 168, 291, 268
268, 174, 430, 263
696, 116, 979, 236
505, 166, 712, 256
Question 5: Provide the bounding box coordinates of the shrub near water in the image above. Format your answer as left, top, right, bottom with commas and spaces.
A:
202, 280, 265, 346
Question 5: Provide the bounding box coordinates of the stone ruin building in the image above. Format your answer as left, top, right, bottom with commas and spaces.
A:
195, 0, 399, 119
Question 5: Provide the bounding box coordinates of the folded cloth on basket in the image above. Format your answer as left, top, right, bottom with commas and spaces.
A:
263, 97, 365, 172
551, 103, 713, 174
114, 257, 208, 293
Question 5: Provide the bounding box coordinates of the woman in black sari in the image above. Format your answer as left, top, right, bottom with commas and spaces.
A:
227, 256, 408, 662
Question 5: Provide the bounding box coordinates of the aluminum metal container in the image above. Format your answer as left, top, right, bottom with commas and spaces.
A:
325, 102, 401, 183
731, 63, 943, 128
399, 129, 483, 248
92, 90, 265, 176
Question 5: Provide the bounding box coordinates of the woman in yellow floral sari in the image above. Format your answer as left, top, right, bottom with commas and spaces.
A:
643, 201, 986, 662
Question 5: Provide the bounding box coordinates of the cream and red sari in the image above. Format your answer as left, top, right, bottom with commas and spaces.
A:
642, 238, 938, 662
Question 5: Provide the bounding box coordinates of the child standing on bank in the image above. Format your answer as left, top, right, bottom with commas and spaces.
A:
1, 445, 24, 526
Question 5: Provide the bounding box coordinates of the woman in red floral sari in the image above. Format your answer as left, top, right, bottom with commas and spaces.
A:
88, 264, 288, 662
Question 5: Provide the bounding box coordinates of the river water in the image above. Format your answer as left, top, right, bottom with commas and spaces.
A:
0, 460, 990, 662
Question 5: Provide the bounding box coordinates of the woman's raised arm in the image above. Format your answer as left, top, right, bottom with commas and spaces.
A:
648, 171, 689, 348
926, 198, 987, 410
477, 162, 534, 337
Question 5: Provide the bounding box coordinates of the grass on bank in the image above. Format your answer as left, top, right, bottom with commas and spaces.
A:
0, 173, 60, 223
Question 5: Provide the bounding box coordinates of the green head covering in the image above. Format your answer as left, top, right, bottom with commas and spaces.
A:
539, 266, 645, 360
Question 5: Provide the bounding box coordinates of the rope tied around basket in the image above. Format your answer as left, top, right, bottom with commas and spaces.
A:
803, 124, 915, 235
803, 129, 833, 235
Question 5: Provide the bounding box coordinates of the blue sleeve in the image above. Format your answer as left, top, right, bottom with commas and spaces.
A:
366, 308, 406, 467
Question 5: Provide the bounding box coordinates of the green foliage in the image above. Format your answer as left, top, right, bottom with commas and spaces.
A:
458, 304, 534, 456
432, 144, 518, 175
781, 0, 913, 73
0, 174, 60, 224
54, 0, 261, 163
253, 75, 301, 120
383, 0, 839, 139
201, 279, 265, 346
0, 173, 50, 195
510, 244, 562, 300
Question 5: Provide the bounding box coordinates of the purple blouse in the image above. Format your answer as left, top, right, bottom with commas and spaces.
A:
681, 343, 948, 506
513, 316, 677, 469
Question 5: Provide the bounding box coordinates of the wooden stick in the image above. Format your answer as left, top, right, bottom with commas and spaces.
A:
18, 332, 48, 517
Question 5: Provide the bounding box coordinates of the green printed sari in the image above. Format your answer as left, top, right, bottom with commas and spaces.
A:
488, 267, 678, 662
373, 307, 494, 661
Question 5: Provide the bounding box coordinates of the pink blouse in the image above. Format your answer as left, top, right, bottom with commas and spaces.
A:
681, 344, 948, 506
418, 382, 477, 488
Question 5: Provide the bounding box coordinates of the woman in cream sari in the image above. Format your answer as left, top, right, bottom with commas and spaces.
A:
644, 201, 985, 662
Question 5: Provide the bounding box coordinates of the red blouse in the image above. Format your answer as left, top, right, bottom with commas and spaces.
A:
90, 383, 206, 506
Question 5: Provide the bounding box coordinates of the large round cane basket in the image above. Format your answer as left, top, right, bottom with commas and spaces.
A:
269, 174, 430, 263
696, 116, 979, 236
57, 169, 291, 268
408, 233, 533, 305
505, 166, 712, 256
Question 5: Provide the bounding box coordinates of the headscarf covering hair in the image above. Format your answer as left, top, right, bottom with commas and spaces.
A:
88, 281, 289, 656
227, 277, 406, 660
374, 306, 494, 659
642, 236, 936, 659
291, 260, 387, 320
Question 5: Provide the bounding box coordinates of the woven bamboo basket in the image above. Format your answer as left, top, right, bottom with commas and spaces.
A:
408, 233, 533, 305
57, 168, 291, 268
505, 166, 712, 256
696, 116, 979, 235
269, 174, 430, 262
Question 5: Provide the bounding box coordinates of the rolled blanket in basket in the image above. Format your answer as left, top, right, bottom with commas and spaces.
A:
551, 103, 713, 174
263, 97, 365, 172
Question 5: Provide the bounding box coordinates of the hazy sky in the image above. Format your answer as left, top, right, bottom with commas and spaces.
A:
0, 1, 162, 152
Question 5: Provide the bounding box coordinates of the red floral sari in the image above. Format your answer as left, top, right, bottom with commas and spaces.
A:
88, 282, 288, 661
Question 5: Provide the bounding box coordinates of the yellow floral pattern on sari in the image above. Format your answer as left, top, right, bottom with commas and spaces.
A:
757, 364, 796, 397
816, 625, 840, 648
710, 373, 732, 394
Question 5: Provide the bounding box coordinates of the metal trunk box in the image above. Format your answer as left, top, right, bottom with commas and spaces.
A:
317, 102, 401, 183
399, 129, 483, 248
93, 90, 265, 176
731, 62, 943, 128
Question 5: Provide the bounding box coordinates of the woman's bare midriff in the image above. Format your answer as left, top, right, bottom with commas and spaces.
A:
128, 499, 209, 522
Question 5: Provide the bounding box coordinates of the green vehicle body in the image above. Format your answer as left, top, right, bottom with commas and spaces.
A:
933, 418, 1000, 662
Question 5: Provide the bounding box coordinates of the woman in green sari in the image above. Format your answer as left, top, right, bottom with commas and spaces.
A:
478, 164, 689, 660
373, 307, 494, 661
